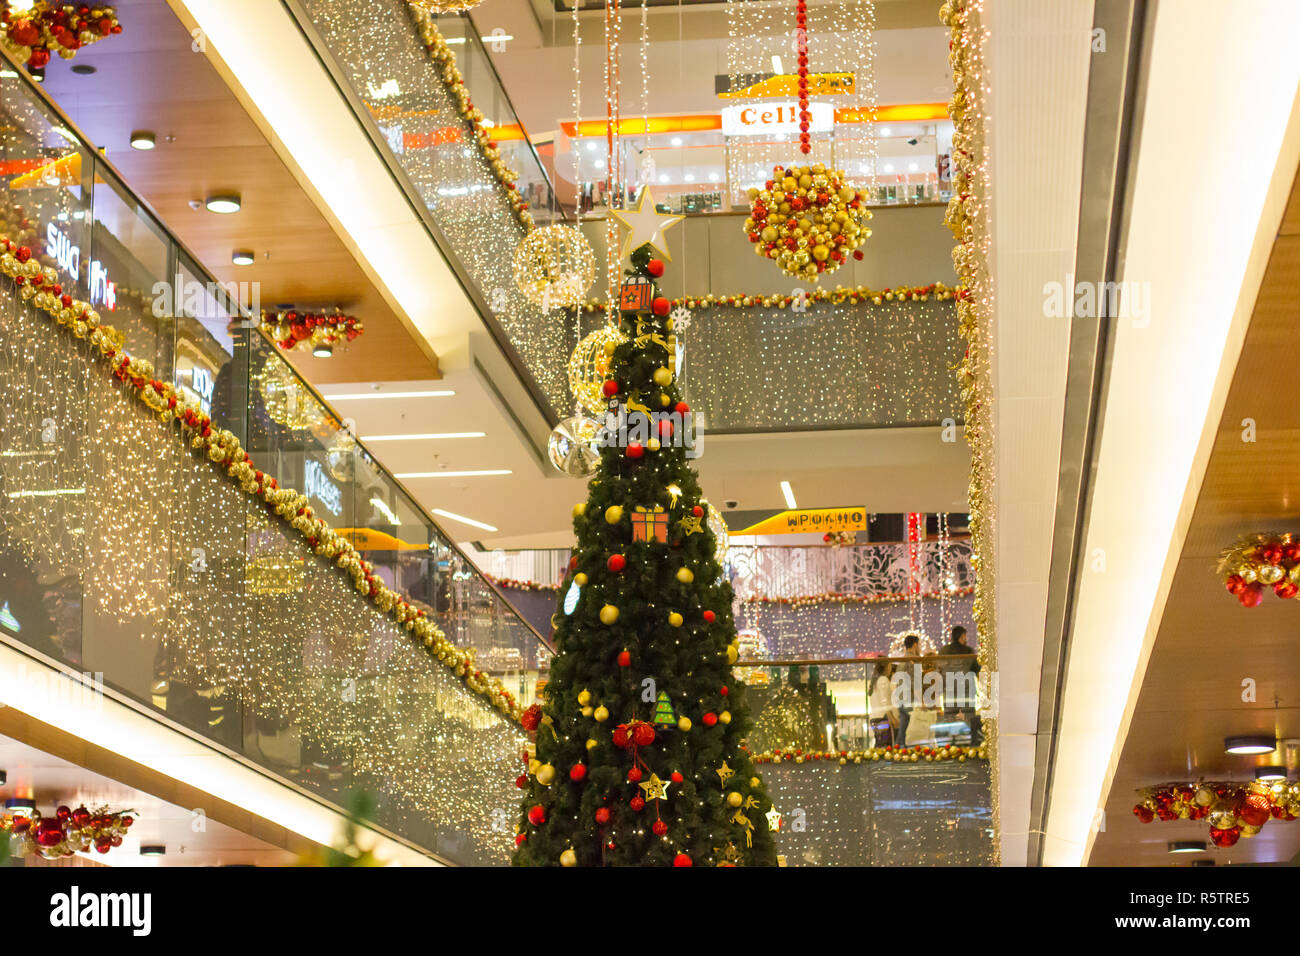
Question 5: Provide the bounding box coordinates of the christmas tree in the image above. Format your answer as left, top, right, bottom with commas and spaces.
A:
513, 242, 777, 867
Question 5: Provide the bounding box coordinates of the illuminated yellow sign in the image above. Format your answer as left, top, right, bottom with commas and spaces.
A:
718, 73, 856, 100
734, 507, 867, 536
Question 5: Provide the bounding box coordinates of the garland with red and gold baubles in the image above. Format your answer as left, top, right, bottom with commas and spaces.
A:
1219, 533, 1300, 606
1133, 780, 1300, 848
0, 2, 121, 69
752, 744, 986, 765
2, 802, 135, 860
794, 0, 811, 155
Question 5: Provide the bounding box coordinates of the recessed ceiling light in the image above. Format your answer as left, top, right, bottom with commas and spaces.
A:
312, 343, 333, 358
431, 508, 498, 533
1167, 841, 1205, 854
879, 126, 892, 136
684, 173, 695, 183
780, 480, 797, 509
4, 797, 35, 813
71, 64, 97, 75
395, 469, 511, 479
671, 136, 683, 146
231, 250, 255, 266
1224, 734, 1276, 755
29, 67, 45, 83
205, 193, 242, 214
322, 389, 454, 401
360, 432, 486, 442
130, 131, 156, 151
708, 172, 720, 182
658, 174, 669, 183
883, 163, 895, 173
1255, 765, 1288, 782
139, 844, 166, 857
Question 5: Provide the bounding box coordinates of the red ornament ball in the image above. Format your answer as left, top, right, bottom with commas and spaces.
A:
647, 259, 665, 277
675, 401, 690, 415
602, 379, 619, 397
702, 712, 718, 727
595, 807, 611, 824
1239, 583, 1264, 607
692, 505, 704, 517
515, 833, 527, 846
720, 685, 729, 696
521, 704, 542, 732
628, 767, 643, 783
673, 853, 692, 867
702, 610, 716, 623
653, 820, 668, 836
618, 650, 632, 667
652, 296, 671, 315
670, 771, 684, 783
630, 796, 646, 812
570, 763, 588, 782
607, 553, 627, 573
613, 724, 632, 748
632, 722, 656, 746
515, 774, 527, 789
1209, 826, 1241, 848
528, 805, 547, 826
626, 442, 645, 459
1132, 805, 1154, 823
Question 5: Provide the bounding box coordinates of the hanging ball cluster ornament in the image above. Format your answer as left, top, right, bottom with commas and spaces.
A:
1219, 532, 1300, 606
0, 3, 123, 69
547, 414, 603, 477
745, 163, 872, 280
2, 803, 135, 860
260, 309, 363, 356
512, 224, 596, 310
567, 324, 627, 416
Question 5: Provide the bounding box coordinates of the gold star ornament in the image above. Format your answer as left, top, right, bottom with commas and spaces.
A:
611, 186, 684, 261
765, 806, 783, 831
639, 773, 671, 802
716, 761, 735, 786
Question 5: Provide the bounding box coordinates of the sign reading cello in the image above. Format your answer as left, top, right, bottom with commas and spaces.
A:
734, 507, 866, 536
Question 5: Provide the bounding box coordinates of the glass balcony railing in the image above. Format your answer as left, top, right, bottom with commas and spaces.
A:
0, 54, 549, 864
734, 658, 992, 866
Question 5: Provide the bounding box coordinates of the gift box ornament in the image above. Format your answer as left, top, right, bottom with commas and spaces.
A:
620, 276, 654, 313
632, 504, 668, 542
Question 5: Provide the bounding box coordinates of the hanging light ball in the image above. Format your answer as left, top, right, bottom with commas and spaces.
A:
702, 498, 730, 567
548, 415, 604, 477
326, 427, 358, 483
567, 325, 627, 416
256, 358, 325, 431
513, 224, 596, 309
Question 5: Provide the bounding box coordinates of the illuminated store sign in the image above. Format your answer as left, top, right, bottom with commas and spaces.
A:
304, 459, 342, 516
45, 222, 116, 311
721, 102, 834, 137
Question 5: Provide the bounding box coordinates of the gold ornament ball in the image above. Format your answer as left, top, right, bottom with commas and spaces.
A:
1259, 564, 1285, 585
599, 604, 619, 625
647, 438, 661, 452
536, 763, 556, 786
604, 505, 623, 525
594, 705, 610, 722
528, 758, 541, 775
677, 716, 692, 732
653, 367, 673, 387
574, 572, 588, 586
668, 611, 684, 627
676, 567, 694, 584
727, 791, 743, 807
560, 848, 577, 867
586, 738, 599, 750
719, 710, 731, 725
577, 689, 591, 705
573, 502, 586, 518
726, 645, 738, 664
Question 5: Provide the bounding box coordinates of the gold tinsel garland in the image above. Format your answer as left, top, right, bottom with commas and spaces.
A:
940, 0, 998, 860
0, 235, 522, 723
406, 4, 535, 231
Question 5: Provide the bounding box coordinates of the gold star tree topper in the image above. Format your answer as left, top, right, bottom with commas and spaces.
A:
610, 186, 684, 261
